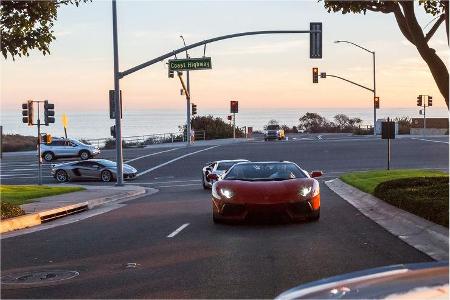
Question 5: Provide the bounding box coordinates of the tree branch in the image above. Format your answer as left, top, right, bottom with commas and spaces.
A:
392, 3, 415, 45
425, 14, 445, 42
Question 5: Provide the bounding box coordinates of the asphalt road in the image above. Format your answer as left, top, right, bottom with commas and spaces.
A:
1, 135, 448, 298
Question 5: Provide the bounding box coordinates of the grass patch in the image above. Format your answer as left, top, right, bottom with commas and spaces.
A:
340, 169, 447, 194
1, 185, 85, 206
340, 169, 449, 227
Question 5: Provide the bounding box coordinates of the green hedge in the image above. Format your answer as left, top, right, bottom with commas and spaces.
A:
374, 177, 449, 227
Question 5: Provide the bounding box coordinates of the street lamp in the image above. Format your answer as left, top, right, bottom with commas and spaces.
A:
180, 35, 191, 146
335, 40, 377, 135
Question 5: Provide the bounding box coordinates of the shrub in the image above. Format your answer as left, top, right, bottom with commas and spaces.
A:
1, 202, 25, 220
374, 177, 449, 227
185, 115, 244, 140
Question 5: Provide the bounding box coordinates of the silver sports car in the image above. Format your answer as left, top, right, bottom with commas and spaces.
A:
201, 159, 248, 189
51, 159, 137, 182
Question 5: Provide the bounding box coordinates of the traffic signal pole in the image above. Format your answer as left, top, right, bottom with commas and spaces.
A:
186, 70, 191, 146
112, 0, 124, 186
37, 103, 42, 186
423, 97, 427, 137
233, 113, 236, 139
373, 52, 376, 136
110, 5, 321, 181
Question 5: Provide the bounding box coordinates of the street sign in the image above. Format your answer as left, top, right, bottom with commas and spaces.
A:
109, 90, 123, 119
168, 57, 212, 71
381, 121, 395, 139
310, 22, 322, 59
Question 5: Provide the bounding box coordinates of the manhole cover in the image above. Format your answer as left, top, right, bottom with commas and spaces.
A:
1, 270, 79, 288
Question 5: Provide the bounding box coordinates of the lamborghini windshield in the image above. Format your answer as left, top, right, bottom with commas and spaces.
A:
224, 162, 307, 181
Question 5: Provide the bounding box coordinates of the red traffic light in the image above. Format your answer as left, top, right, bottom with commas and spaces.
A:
230, 101, 238, 113
312, 68, 319, 83
374, 97, 380, 109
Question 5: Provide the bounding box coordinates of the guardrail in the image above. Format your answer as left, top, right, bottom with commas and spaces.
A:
85, 130, 206, 149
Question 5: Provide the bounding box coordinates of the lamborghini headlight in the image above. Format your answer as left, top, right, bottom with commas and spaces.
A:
299, 186, 312, 197
220, 188, 234, 199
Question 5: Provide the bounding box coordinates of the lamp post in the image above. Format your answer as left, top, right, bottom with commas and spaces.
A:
180, 35, 191, 146
335, 40, 376, 135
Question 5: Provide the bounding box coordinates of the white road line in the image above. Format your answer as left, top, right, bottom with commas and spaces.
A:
410, 138, 449, 144
125, 179, 200, 185
317, 135, 323, 140
124, 148, 178, 163
158, 183, 200, 188
136, 145, 219, 177
167, 223, 190, 238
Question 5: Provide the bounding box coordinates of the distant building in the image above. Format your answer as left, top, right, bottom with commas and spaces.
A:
410, 118, 449, 135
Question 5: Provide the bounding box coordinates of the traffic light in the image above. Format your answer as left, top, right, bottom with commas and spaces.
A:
21, 100, 34, 126
312, 68, 319, 83
374, 97, 380, 109
110, 125, 116, 138
417, 95, 422, 106
168, 69, 174, 78
230, 101, 239, 113
41, 134, 52, 144
44, 100, 55, 125
428, 96, 433, 107
22, 103, 29, 124
192, 103, 197, 115
310, 22, 322, 59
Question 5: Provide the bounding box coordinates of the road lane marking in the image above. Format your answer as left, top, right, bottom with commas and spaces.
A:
125, 179, 200, 185
136, 145, 219, 177
167, 223, 190, 238
158, 183, 200, 188
317, 135, 323, 140
410, 138, 449, 144
124, 148, 179, 163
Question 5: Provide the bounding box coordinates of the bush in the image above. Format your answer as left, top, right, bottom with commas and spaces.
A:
186, 115, 244, 140
374, 177, 449, 227
352, 127, 374, 135
1, 202, 25, 220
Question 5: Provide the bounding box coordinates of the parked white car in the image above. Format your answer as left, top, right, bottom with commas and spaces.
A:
40, 138, 100, 162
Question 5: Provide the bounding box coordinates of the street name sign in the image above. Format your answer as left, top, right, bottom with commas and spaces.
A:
168, 57, 212, 71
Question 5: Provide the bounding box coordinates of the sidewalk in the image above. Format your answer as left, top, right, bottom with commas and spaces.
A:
325, 178, 448, 261
1, 184, 152, 234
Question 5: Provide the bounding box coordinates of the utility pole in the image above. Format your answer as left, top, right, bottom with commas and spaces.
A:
112, 0, 124, 186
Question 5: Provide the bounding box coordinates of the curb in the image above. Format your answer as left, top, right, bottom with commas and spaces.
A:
325, 178, 448, 261
1, 186, 150, 234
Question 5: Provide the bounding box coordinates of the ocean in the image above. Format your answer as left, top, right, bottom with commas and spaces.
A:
1, 107, 448, 140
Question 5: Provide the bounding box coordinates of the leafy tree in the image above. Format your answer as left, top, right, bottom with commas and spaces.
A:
298, 112, 332, 133
1, 0, 90, 60
182, 115, 244, 140
334, 114, 351, 129
322, 1, 449, 108
264, 119, 279, 130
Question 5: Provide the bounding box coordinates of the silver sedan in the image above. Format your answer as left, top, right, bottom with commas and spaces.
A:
51, 159, 137, 183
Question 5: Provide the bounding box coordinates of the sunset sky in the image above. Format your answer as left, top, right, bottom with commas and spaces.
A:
1, 0, 449, 112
